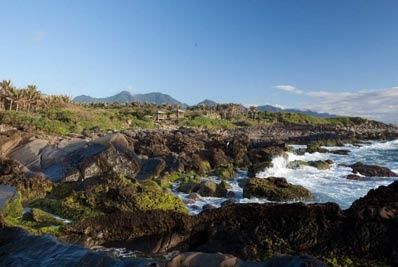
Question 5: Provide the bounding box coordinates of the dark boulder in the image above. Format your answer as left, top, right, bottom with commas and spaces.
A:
0, 227, 157, 267
76, 133, 141, 180
136, 158, 166, 180
349, 162, 397, 177
346, 174, 363, 180
247, 162, 272, 178
242, 177, 313, 201
0, 158, 52, 201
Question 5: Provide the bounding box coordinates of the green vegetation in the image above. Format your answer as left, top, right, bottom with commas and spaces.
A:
0, 107, 155, 136
30, 175, 187, 222
0, 79, 379, 136
213, 164, 235, 179
2, 191, 64, 236
324, 256, 390, 267
179, 116, 235, 129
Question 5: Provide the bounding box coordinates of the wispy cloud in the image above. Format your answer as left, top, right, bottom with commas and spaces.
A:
275, 85, 303, 94
274, 83, 398, 123
307, 87, 398, 123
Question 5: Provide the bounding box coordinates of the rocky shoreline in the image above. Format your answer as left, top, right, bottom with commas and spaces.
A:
1, 123, 398, 266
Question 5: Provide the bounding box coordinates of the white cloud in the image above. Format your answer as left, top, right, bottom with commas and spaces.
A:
306, 87, 398, 123
275, 85, 303, 94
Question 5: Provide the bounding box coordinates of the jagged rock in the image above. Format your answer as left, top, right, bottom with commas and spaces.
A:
136, 158, 166, 180
0, 130, 28, 156
247, 162, 272, 178
348, 162, 397, 177
0, 158, 52, 201
0, 227, 157, 267
76, 134, 141, 180
287, 160, 332, 170
65, 181, 398, 264
346, 174, 363, 180
209, 148, 231, 167
242, 177, 313, 201
8, 139, 49, 170
202, 204, 216, 211
247, 146, 286, 164
329, 149, 350, 155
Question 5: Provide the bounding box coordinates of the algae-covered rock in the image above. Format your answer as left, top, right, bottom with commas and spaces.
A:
214, 164, 235, 179
0, 158, 52, 201
22, 208, 64, 226
242, 177, 313, 201
306, 142, 328, 153
197, 180, 231, 198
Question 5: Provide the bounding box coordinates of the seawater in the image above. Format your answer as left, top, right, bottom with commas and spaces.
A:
173, 139, 398, 214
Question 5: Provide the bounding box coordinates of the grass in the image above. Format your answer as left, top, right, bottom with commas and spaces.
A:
179, 116, 236, 129
0, 104, 376, 136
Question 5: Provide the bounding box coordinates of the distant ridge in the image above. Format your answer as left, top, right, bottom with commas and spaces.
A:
74, 91, 185, 106
257, 105, 336, 118
74, 91, 336, 118
197, 99, 218, 107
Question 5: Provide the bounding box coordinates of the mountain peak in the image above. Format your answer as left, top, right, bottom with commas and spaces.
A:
73, 91, 185, 106
197, 99, 218, 107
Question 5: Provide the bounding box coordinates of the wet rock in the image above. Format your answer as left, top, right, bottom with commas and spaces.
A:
198, 180, 218, 197
0, 185, 16, 212
247, 146, 286, 164
306, 142, 328, 153
242, 177, 313, 201
247, 162, 272, 178
346, 174, 363, 180
263, 255, 326, 267
213, 164, 235, 179
202, 204, 216, 211
196, 180, 231, 198
188, 193, 201, 201
288, 160, 332, 170
221, 199, 235, 207
226, 191, 235, 198
178, 180, 200, 194
167, 252, 239, 267
136, 158, 166, 180
0, 227, 156, 267
349, 162, 397, 177
329, 149, 350, 155
65, 181, 398, 263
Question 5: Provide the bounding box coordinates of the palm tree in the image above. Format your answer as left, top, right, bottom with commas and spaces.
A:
26, 85, 40, 112
0, 80, 15, 110
14, 89, 25, 111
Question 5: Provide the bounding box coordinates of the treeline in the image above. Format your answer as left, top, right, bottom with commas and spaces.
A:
0, 80, 71, 112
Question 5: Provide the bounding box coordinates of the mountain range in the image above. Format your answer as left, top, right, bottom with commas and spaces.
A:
73, 91, 185, 106
256, 105, 336, 118
73, 91, 335, 118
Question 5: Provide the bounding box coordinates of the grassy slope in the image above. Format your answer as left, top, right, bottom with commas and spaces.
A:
0, 105, 374, 136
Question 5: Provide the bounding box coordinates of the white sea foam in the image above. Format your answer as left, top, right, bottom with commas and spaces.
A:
173, 140, 398, 213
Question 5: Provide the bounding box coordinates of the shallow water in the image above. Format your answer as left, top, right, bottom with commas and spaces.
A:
173, 139, 398, 214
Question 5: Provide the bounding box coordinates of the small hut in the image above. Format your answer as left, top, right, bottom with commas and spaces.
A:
156, 110, 167, 121
176, 109, 185, 119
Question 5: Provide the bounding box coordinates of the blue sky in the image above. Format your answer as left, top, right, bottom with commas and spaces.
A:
1, 0, 398, 122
